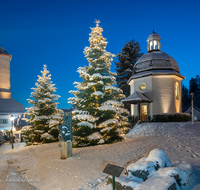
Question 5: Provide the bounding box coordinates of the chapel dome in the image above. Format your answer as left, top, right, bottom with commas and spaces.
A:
134, 31, 180, 73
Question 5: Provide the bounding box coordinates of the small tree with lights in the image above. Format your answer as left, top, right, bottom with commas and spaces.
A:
22, 65, 63, 145
68, 20, 130, 147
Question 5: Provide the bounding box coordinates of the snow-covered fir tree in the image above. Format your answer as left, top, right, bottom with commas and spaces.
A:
68, 20, 130, 147
115, 40, 143, 98
22, 65, 63, 145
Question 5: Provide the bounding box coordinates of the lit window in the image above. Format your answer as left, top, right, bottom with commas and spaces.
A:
175, 82, 179, 99
141, 83, 146, 90
150, 41, 153, 50
0, 119, 8, 124
154, 40, 157, 49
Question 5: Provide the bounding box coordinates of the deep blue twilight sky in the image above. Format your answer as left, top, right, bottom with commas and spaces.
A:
0, 0, 200, 109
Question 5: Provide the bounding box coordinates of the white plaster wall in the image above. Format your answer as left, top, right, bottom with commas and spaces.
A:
0, 55, 11, 98
152, 76, 176, 113
0, 114, 12, 130
130, 76, 153, 116
129, 75, 183, 116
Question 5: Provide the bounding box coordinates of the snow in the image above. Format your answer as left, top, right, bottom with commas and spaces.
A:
99, 105, 116, 112
87, 132, 101, 140
72, 110, 89, 115
51, 115, 63, 120
100, 127, 112, 133
135, 176, 178, 190
101, 100, 122, 107
21, 125, 32, 132
104, 85, 123, 93
72, 114, 98, 122
117, 107, 130, 115
77, 121, 95, 128
3, 122, 200, 189
98, 119, 118, 128
146, 148, 171, 168
41, 133, 53, 139
115, 175, 143, 188
127, 160, 157, 179
34, 130, 44, 133
126, 122, 193, 138
34, 116, 49, 120
92, 91, 104, 96
49, 119, 59, 128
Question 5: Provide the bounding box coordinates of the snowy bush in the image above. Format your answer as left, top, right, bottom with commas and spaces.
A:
153, 113, 190, 122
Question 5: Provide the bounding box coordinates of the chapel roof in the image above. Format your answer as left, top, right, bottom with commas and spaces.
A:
134, 51, 180, 73
133, 31, 180, 74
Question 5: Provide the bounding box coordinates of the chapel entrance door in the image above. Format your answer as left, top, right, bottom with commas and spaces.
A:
140, 105, 148, 121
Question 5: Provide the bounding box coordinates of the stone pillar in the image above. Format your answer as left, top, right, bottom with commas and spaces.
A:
60, 140, 72, 159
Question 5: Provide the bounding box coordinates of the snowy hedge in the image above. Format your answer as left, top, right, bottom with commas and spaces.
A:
153, 113, 190, 122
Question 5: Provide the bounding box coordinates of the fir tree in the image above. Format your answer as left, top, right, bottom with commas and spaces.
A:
115, 40, 143, 98
189, 75, 200, 95
22, 65, 63, 145
68, 20, 130, 147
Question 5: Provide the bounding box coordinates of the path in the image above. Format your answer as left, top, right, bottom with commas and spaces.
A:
0, 143, 36, 190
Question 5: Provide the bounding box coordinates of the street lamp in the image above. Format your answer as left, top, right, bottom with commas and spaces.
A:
190, 93, 195, 125
10, 115, 15, 149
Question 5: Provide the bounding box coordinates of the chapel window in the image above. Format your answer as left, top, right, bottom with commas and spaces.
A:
175, 82, 179, 100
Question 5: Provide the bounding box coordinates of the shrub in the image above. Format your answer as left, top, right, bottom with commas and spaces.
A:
153, 113, 190, 122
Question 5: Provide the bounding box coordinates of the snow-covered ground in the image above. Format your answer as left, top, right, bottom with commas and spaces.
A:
1, 122, 200, 190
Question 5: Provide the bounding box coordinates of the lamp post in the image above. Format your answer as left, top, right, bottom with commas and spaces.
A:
190, 93, 195, 125
10, 115, 15, 149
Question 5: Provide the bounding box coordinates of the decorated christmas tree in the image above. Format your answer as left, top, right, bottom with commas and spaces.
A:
22, 65, 63, 145
68, 20, 130, 147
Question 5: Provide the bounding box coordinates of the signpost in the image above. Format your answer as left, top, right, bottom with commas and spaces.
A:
103, 164, 124, 190
190, 93, 195, 125
58, 112, 72, 159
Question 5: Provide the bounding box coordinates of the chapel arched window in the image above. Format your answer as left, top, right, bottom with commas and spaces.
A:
175, 82, 179, 100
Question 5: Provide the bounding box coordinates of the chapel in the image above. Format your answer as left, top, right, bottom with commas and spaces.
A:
122, 31, 185, 121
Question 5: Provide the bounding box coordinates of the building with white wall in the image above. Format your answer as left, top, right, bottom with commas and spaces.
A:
122, 31, 185, 121
0, 46, 24, 130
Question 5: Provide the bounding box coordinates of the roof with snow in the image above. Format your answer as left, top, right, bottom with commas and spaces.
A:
0, 99, 24, 114
131, 31, 183, 75
128, 70, 185, 84
134, 51, 180, 73
147, 31, 161, 41
121, 91, 152, 104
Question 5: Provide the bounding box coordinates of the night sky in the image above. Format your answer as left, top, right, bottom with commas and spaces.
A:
0, 0, 200, 109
